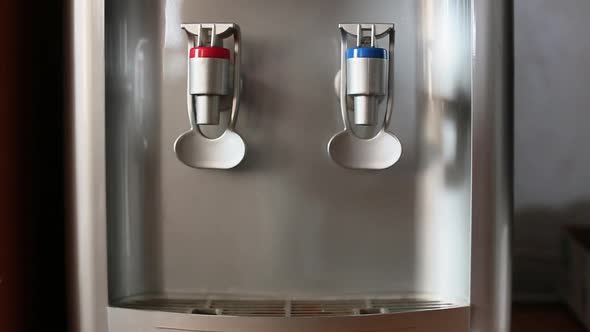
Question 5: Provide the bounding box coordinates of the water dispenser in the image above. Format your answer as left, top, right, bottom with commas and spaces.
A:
66, 0, 513, 331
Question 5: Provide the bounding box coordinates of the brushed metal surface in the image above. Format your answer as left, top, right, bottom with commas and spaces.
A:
108, 305, 470, 332
66, 0, 109, 331
115, 295, 459, 316
470, 0, 513, 331
107, 0, 436, 300
67, 0, 512, 331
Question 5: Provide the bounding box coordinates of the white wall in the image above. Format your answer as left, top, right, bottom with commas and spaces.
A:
514, 0, 590, 300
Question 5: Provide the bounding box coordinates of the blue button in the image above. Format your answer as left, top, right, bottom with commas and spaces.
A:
346, 47, 389, 59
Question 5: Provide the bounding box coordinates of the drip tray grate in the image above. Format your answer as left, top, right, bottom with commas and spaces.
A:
115, 296, 458, 317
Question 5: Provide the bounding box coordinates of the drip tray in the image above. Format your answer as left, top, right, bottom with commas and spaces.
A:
115, 296, 458, 317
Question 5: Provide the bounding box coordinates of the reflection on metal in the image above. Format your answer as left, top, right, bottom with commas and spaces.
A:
174, 23, 246, 169
328, 24, 402, 170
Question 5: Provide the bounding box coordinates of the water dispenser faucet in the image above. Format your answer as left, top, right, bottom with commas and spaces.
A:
189, 24, 230, 125
328, 23, 402, 170
346, 25, 388, 126
174, 23, 246, 169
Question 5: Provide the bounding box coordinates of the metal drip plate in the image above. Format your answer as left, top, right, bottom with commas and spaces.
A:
115, 296, 459, 318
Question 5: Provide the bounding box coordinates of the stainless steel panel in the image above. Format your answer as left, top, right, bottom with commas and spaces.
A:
66, 0, 109, 331
470, 0, 513, 331
105, 0, 472, 301
107, 305, 470, 332
66, 0, 512, 331
115, 295, 459, 317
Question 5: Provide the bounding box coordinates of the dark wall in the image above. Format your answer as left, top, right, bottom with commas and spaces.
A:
0, 2, 67, 331
26, 1, 67, 330
0, 1, 28, 330
514, 0, 590, 301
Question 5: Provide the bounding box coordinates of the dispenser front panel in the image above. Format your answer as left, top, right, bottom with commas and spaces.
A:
106, 0, 472, 304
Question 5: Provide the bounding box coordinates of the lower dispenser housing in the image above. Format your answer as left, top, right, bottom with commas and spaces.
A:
66, 0, 512, 331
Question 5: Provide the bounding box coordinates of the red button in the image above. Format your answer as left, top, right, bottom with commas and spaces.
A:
189, 47, 230, 59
